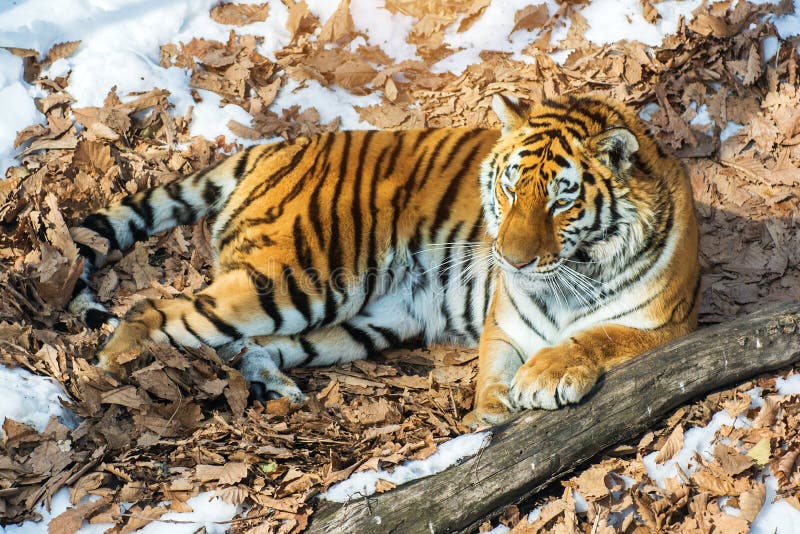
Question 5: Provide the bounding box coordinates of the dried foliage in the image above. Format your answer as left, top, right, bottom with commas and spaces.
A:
485, 373, 800, 534
1, 0, 799, 531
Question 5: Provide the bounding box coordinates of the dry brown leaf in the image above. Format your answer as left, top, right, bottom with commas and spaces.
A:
219, 462, 248, 485
714, 443, 754, 475
654, 424, 684, 464
692, 467, 736, 496
375, 478, 396, 493
210, 3, 270, 26
511, 4, 549, 34
319, 0, 354, 44
42, 41, 81, 66
739, 483, 765, 521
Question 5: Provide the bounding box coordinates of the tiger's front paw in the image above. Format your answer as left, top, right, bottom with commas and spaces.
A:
463, 382, 514, 429
509, 349, 599, 410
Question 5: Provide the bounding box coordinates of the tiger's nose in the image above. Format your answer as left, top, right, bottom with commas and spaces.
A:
506, 256, 538, 269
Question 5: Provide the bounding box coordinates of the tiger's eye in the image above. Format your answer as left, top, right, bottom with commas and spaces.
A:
555, 198, 570, 207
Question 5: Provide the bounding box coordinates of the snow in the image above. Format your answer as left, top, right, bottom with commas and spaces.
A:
322, 431, 491, 502
762, 0, 800, 38
0, 489, 236, 534
776, 374, 800, 395
0, 365, 77, 436
0, 50, 45, 174
582, 0, 702, 46
133, 493, 238, 534
721, 121, 746, 142
2, 489, 110, 534
0, 0, 294, 169
433, 0, 556, 74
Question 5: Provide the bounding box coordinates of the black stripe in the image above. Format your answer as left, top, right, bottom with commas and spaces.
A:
192, 158, 225, 185
234, 145, 255, 179
203, 180, 222, 208
303, 134, 336, 248
370, 324, 401, 347
411, 129, 436, 153
149, 302, 180, 348
182, 314, 208, 345
552, 154, 571, 168
293, 215, 314, 269
322, 282, 338, 327
308, 160, 331, 248
72, 278, 87, 297
219, 139, 310, 239
84, 308, 113, 329
193, 295, 242, 341
430, 139, 485, 233
351, 131, 376, 274
482, 265, 493, 319
382, 131, 404, 182
283, 265, 312, 325
415, 133, 450, 191
462, 271, 480, 342
361, 145, 391, 312
298, 336, 320, 366
164, 181, 197, 224
327, 132, 351, 283
438, 222, 463, 289
341, 323, 378, 356
531, 113, 590, 135
82, 213, 120, 251
75, 243, 99, 267
128, 220, 147, 242
121, 188, 155, 229
243, 265, 284, 332
504, 280, 551, 344
574, 99, 613, 128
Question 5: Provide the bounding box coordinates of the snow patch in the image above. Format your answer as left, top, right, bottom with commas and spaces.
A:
581, 0, 702, 46
776, 374, 800, 395
3, 489, 109, 534
720, 121, 745, 142
0, 365, 77, 435
323, 431, 490, 502
134, 493, 238, 534
0, 50, 45, 174
1, 489, 236, 534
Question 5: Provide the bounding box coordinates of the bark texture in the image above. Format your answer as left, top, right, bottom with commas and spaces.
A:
308, 302, 800, 534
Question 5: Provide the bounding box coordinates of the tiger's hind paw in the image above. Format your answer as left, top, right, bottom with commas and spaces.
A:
239, 355, 306, 403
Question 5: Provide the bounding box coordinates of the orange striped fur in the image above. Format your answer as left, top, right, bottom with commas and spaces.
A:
69, 94, 699, 422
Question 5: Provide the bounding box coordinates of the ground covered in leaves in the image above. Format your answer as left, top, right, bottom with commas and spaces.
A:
1, 0, 799, 532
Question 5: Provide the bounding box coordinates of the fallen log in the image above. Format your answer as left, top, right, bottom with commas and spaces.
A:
308, 301, 800, 534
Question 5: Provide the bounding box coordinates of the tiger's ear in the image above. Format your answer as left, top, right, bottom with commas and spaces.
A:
492, 94, 530, 134
589, 127, 639, 174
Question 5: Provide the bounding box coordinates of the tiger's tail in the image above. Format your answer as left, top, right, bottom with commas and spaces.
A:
68, 150, 250, 328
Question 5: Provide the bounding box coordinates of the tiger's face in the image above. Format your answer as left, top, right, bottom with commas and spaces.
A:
480, 94, 641, 278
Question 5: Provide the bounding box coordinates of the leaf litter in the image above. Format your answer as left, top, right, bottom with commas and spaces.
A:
1, 0, 799, 532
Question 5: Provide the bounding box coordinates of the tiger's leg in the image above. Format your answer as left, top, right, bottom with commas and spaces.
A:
509, 324, 677, 410
218, 339, 306, 402
95, 267, 333, 374
463, 317, 524, 429
220, 309, 423, 401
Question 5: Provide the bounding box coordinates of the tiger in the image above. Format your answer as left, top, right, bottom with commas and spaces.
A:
68, 93, 700, 428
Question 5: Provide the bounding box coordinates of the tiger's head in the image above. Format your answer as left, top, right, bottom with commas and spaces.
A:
480, 94, 646, 279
